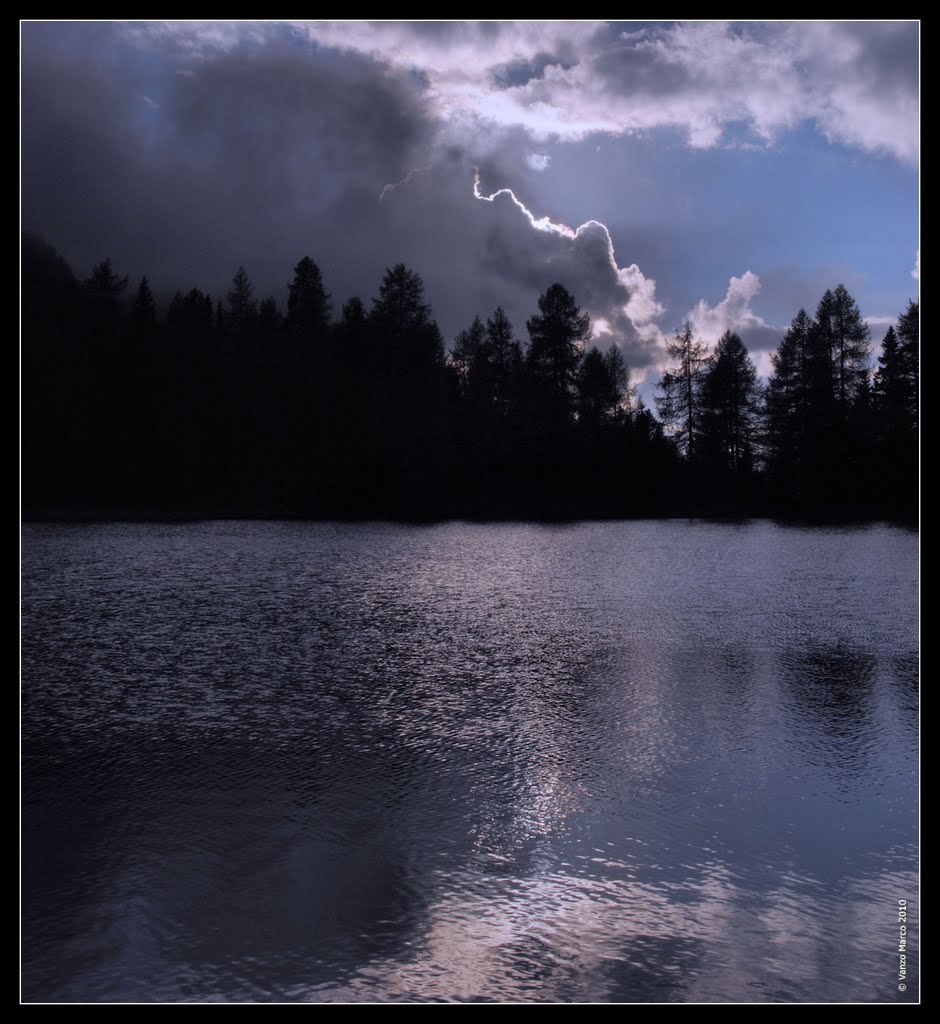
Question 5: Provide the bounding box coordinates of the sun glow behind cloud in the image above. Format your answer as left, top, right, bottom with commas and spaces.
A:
472, 169, 667, 363
23, 20, 918, 389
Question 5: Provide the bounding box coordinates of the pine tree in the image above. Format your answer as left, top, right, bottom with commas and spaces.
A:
872, 306, 918, 518
815, 284, 870, 418
451, 315, 486, 396
895, 300, 919, 430
130, 276, 156, 334
655, 322, 709, 460
605, 345, 634, 423
82, 257, 128, 345
371, 264, 444, 376
526, 283, 590, 416
765, 308, 815, 475
286, 257, 331, 341
485, 306, 523, 415
699, 331, 760, 475
339, 296, 366, 331
873, 326, 906, 422
226, 266, 257, 329
258, 297, 281, 331
371, 264, 434, 336
84, 257, 128, 303
576, 347, 612, 428
486, 307, 521, 378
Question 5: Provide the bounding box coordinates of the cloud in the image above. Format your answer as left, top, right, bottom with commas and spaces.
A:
681, 272, 786, 374
525, 152, 551, 172
490, 50, 577, 89
21, 27, 437, 307
20, 21, 916, 384
592, 22, 918, 162
687, 272, 767, 342
912, 250, 920, 281
118, 21, 918, 163
471, 172, 666, 368
865, 316, 897, 335
22, 16, 671, 374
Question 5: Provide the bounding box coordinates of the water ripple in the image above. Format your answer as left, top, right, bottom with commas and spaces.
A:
22, 521, 918, 1002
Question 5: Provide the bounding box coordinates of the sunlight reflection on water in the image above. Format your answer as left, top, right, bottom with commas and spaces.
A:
22, 520, 918, 1002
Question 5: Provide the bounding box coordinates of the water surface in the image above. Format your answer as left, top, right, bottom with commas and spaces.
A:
22, 520, 919, 1002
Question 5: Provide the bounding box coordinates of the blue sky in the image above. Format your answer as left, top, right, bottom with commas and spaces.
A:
21, 21, 919, 385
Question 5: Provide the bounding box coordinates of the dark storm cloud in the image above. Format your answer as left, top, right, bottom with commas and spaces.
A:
23, 21, 915, 375
22, 26, 434, 306
21, 23, 670, 366
166, 45, 430, 179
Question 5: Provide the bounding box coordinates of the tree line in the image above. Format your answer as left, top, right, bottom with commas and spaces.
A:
655, 285, 917, 518
21, 233, 917, 521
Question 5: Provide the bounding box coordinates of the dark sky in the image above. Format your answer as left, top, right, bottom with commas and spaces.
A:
21, 20, 919, 383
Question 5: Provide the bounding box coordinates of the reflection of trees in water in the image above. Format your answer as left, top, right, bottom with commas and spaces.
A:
891, 652, 919, 713
677, 642, 758, 709
781, 645, 876, 732
777, 645, 879, 785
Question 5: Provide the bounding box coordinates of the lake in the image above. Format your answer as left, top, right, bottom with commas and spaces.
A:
21, 520, 918, 1003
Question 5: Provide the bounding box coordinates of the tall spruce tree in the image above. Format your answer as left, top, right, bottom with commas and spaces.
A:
130, 277, 156, 336
700, 331, 760, 475
286, 257, 331, 341
371, 263, 444, 375
226, 266, 257, 333
895, 300, 919, 430
815, 284, 870, 418
451, 315, 487, 398
655, 321, 709, 461
526, 283, 590, 417
765, 308, 815, 480
576, 347, 614, 428
485, 306, 523, 415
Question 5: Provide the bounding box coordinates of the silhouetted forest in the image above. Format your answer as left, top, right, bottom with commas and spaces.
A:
21, 234, 918, 522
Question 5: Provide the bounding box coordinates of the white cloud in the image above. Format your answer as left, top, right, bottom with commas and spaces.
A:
912, 250, 920, 281
587, 21, 918, 163
525, 152, 550, 172
123, 21, 919, 164
687, 271, 767, 343
865, 316, 898, 343
753, 349, 776, 382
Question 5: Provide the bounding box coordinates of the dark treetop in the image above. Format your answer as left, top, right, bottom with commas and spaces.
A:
22, 234, 917, 523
